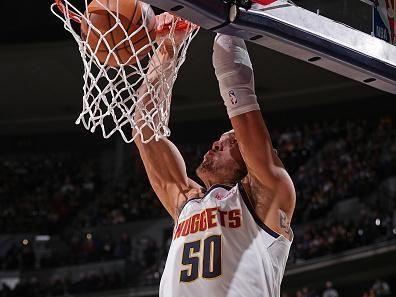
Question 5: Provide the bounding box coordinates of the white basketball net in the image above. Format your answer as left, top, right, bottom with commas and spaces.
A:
50, 0, 199, 143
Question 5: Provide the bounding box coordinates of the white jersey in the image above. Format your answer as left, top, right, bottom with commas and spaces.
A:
160, 182, 293, 297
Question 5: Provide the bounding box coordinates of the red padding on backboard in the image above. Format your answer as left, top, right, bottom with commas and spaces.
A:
251, 0, 277, 4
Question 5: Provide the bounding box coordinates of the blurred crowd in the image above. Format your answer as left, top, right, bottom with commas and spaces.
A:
72, 183, 167, 229
290, 204, 395, 263
0, 275, 393, 297
0, 154, 100, 234
282, 279, 392, 297
293, 117, 396, 222
0, 271, 125, 297
0, 232, 160, 272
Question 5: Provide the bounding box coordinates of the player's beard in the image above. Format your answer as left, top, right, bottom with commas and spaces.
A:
196, 155, 244, 187
196, 158, 217, 180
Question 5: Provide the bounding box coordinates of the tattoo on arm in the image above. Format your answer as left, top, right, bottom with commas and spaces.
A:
279, 210, 290, 235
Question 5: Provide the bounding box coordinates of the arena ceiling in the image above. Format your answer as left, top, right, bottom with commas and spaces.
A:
0, 0, 392, 134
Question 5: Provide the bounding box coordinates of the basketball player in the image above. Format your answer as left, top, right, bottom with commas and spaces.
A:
134, 12, 295, 297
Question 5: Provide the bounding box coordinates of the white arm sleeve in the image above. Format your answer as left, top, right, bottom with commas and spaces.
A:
212, 33, 260, 118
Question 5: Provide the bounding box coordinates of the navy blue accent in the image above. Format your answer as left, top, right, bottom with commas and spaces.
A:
202, 235, 222, 278
180, 240, 201, 282
209, 20, 231, 31
178, 197, 202, 213
238, 182, 280, 238
226, 9, 396, 82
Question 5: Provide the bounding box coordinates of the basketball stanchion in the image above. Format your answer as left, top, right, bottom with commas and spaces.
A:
51, 0, 199, 143
140, 0, 396, 94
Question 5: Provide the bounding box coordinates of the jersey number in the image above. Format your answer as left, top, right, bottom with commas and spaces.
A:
180, 235, 222, 282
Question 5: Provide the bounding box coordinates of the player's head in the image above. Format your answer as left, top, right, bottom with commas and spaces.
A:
196, 130, 247, 188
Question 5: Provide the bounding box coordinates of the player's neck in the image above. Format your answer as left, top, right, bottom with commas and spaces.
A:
203, 177, 236, 189
202, 176, 217, 189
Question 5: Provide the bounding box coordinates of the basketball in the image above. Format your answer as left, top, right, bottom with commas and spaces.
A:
80, 0, 157, 66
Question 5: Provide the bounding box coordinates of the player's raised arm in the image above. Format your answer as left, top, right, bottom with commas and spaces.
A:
212, 34, 296, 230
133, 13, 201, 220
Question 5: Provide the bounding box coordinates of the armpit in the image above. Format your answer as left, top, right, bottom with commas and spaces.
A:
279, 209, 292, 238
244, 175, 274, 215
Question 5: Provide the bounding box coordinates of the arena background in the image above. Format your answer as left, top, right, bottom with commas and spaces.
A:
0, 0, 395, 296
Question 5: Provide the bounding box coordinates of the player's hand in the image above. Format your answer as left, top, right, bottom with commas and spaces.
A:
155, 12, 198, 56
156, 12, 176, 33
